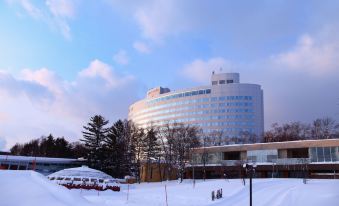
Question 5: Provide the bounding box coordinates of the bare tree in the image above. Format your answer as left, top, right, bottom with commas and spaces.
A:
264, 117, 338, 142
173, 124, 200, 183
158, 122, 179, 181
142, 125, 161, 182
201, 131, 209, 181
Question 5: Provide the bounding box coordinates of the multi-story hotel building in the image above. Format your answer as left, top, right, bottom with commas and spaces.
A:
128, 72, 264, 140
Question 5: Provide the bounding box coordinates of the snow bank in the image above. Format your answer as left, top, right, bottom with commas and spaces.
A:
0, 170, 93, 206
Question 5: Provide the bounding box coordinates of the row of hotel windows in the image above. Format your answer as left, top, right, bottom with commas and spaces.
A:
136, 113, 255, 125
200, 121, 255, 127
202, 128, 254, 134
133, 102, 254, 121
141, 120, 255, 133
147, 89, 212, 105
211, 96, 253, 102
147, 91, 253, 106
132, 96, 253, 117
157, 119, 255, 127
135, 108, 254, 124
137, 98, 210, 115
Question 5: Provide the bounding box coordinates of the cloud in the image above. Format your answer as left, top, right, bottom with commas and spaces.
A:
7, 0, 75, 39
7, 0, 43, 19
45, 0, 75, 18
107, 0, 192, 43
0, 59, 141, 149
134, 1, 173, 42
181, 57, 235, 83
79, 59, 133, 87
133, 41, 151, 54
0, 70, 53, 103
113, 50, 129, 65
271, 32, 339, 76
20, 68, 63, 95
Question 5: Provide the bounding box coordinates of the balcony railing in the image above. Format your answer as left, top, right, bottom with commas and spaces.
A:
190, 157, 322, 166
273, 158, 310, 165
220, 160, 243, 166
201, 158, 311, 166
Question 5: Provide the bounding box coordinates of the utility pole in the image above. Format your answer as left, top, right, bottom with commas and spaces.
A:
192, 165, 195, 188
243, 163, 256, 206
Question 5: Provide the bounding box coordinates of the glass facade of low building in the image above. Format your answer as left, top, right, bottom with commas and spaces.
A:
310, 147, 339, 162
247, 149, 278, 162
190, 142, 339, 165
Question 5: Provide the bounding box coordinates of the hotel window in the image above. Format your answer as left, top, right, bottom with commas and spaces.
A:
219, 80, 226, 84
227, 80, 234, 84
212, 81, 218, 85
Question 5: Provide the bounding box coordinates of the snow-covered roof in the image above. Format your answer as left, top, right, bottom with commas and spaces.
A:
48, 165, 113, 179
0, 155, 83, 163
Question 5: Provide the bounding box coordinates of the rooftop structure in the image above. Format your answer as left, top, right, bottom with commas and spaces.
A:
48, 165, 113, 180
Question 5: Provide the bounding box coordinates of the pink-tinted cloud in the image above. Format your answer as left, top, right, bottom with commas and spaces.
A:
0, 59, 141, 150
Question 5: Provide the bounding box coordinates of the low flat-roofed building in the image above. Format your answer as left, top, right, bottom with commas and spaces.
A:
0, 155, 85, 176
188, 139, 339, 179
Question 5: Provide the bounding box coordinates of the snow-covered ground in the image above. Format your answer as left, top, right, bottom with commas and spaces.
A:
1, 170, 338, 206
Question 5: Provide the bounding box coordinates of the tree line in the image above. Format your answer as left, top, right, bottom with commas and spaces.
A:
10, 134, 87, 158
9, 115, 339, 181
263, 117, 339, 142
8, 115, 201, 182
81, 115, 200, 182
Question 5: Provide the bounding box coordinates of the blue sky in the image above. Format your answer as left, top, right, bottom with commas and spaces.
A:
1, 0, 339, 150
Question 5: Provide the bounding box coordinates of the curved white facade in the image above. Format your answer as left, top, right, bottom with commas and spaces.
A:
128, 72, 264, 139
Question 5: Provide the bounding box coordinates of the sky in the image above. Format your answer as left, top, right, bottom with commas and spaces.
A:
1, 0, 339, 150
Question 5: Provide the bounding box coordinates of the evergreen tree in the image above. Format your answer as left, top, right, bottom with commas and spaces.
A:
42, 134, 56, 157
104, 119, 141, 178
55, 137, 72, 158
142, 126, 161, 182
70, 141, 88, 158
130, 125, 145, 183
81, 115, 109, 170
104, 119, 128, 177
10, 143, 23, 155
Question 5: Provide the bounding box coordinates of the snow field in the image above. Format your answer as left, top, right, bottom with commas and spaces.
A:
82, 178, 339, 206
1, 170, 338, 206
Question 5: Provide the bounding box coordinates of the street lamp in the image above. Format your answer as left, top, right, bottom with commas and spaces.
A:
243, 163, 257, 206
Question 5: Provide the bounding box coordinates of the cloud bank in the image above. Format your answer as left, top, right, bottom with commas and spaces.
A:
0, 59, 141, 150
179, 28, 339, 129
